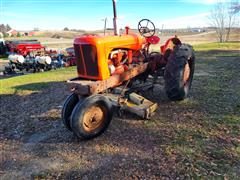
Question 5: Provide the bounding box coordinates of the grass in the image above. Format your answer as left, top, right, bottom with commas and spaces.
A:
151, 41, 240, 54
193, 42, 240, 57
0, 67, 76, 94
143, 41, 240, 178
172, 43, 239, 178
193, 41, 240, 51
0, 57, 8, 60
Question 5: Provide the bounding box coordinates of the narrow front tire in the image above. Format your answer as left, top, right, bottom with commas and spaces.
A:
70, 95, 113, 139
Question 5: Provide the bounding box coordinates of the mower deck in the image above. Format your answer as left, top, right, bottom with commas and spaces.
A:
107, 91, 158, 119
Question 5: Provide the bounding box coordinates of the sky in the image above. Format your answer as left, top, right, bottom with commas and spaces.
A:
0, 0, 235, 30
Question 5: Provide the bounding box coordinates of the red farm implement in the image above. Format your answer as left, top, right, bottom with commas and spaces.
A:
3, 40, 76, 74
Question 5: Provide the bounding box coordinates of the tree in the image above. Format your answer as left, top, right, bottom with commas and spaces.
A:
0, 24, 6, 33
0, 24, 13, 34
17, 32, 21, 37
209, 0, 239, 42
6, 24, 11, 31
63, 27, 69, 31
226, 1, 240, 41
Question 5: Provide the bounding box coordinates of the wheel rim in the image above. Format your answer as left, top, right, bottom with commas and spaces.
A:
183, 62, 190, 85
82, 105, 106, 132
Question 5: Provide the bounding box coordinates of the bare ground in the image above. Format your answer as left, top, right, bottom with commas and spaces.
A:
0, 52, 240, 179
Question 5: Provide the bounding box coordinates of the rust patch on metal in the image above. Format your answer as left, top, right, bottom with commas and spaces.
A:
68, 63, 148, 95
82, 105, 106, 132
183, 62, 190, 84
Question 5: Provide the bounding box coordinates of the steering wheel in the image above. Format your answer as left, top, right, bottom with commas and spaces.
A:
138, 19, 155, 37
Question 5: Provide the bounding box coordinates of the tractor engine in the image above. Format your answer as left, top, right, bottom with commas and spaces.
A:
74, 34, 145, 80
108, 49, 128, 75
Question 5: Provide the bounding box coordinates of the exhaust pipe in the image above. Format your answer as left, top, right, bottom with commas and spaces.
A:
112, 0, 118, 35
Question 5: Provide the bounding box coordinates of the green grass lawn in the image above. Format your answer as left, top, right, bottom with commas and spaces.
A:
0, 57, 8, 60
0, 67, 76, 94
194, 42, 240, 57
193, 41, 240, 51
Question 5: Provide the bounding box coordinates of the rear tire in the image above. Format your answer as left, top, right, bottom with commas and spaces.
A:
70, 94, 113, 139
164, 44, 195, 101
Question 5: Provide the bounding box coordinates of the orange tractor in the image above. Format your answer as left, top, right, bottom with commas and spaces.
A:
62, 0, 195, 139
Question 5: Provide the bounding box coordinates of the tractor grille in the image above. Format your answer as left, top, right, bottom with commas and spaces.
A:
74, 44, 99, 77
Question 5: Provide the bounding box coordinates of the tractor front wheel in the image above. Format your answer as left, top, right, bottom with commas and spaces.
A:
62, 93, 86, 131
164, 44, 195, 101
70, 94, 113, 139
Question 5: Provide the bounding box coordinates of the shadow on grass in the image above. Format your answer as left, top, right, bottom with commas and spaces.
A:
14, 82, 51, 91
195, 50, 240, 57
0, 72, 24, 80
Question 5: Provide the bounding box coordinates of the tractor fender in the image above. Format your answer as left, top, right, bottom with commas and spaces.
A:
160, 36, 182, 54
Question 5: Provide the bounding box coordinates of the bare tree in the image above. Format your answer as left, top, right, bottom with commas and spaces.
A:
209, 0, 239, 43
226, 1, 240, 41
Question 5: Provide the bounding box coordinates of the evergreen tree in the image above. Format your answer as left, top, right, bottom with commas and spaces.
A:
0, 24, 6, 33
63, 27, 69, 31
6, 24, 11, 31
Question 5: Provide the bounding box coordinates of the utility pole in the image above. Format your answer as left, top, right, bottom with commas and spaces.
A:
103, 18, 107, 36
161, 24, 164, 35
112, 0, 118, 35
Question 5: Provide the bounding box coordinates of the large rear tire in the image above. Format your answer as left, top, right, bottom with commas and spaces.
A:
70, 94, 113, 139
164, 44, 195, 101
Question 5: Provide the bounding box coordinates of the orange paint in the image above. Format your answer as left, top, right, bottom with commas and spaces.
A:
74, 34, 146, 80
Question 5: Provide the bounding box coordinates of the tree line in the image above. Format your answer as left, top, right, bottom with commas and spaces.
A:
0, 24, 12, 34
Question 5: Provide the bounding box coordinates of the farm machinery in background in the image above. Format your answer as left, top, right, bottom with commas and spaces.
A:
61, 0, 195, 140
2, 40, 76, 74
64, 47, 76, 67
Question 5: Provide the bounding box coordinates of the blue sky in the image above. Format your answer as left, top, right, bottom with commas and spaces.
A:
0, 0, 231, 30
